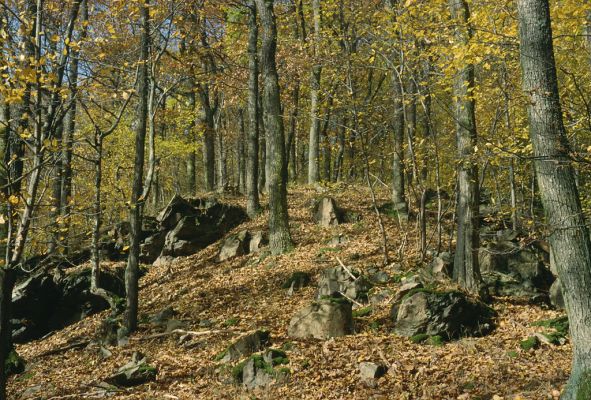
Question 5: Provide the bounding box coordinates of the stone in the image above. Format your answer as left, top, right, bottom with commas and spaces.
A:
396, 281, 423, 301
249, 231, 268, 253
140, 231, 166, 264
165, 319, 187, 333
288, 298, 353, 339
369, 289, 394, 305
368, 271, 390, 285
241, 357, 275, 390
157, 195, 197, 231
317, 266, 372, 302
106, 352, 157, 387
328, 234, 348, 247
359, 362, 387, 381
12, 266, 125, 343
150, 306, 176, 325
312, 197, 343, 227
392, 290, 495, 340
153, 255, 174, 267
5, 349, 25, 376
217, 230, 249, 262
234, 350, 289, 390
219, 330, 270, 363
431, 253, 453, 277
550, 279, 565, 310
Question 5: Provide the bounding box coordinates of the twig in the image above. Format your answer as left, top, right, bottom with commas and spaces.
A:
335, 256, 358, 281
136, 329, 234, 341
338, 291, 364, 307
35, 340, 90, 359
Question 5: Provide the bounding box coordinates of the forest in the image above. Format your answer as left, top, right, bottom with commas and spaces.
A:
1, 0, 591, 398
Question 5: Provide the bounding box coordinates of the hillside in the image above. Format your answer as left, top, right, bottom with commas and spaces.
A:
9, 186, 569, 400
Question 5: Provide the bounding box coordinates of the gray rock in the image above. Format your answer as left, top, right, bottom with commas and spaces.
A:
317, 266, 372, 302
396, 281, 423, 301
217, 230, 249, 262
369, 289, 394, 305
313, 197, 343, 227
282, 271, 312, 290
165, 319, 187, 333
550, 279, 564, 310
392, 291, 495, 340
157, 195, 197, 231
288, 298, 353, 339
220, 330, 270, 363
150, 306, 176, 325
249, 231, 268, 253
369, 271, 390, 285
328, 234, 348, 247
140, 231, 166, 264
106, 352, 157, 387
431, 254, 452, 277
242, 357, 275, 390
359, 362, 387, 381
153, 255, 174, 267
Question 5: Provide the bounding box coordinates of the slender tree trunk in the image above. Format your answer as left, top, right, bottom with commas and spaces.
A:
255, 0, 293, 254
123, 0, 150, 336
286, 84, 299, 182
518, 1, 591, 398
238, 110, 246, 193
307, 0, 322, 184
334, 118, 346, 182
449, 0, 481, 294
185, 91, 197, 195
246, 1, 260, 216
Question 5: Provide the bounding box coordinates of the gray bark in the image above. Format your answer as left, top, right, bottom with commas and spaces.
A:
246, 1, 260, 216
517, 0, 591, 398
449, 0, 481, 294
255, 0, 293, 254
307, 0, 322, 184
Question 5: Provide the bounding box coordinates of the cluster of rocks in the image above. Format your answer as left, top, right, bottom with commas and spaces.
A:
12, 265, 126, 343
216, 230, 267, 262
216, 330, 290, 390
141, 195, 248, 265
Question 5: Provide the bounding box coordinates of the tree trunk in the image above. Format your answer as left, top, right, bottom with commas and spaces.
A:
449, 0, 481, 294
255, 0, 293, 254
124, 0, 150, 336
517, 1, 591, 398
286, 84, 299, 182
246, 1, 260, 216
307, 0, 322, 184
333, 118, 346, 182
238, 110, 246, 194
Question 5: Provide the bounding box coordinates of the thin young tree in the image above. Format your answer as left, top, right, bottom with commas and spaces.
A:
255, 0, 293, 254
517, 0, 591, 397
246, 0, 260, 217
449, 0, 481, 294
123, 0, 150, 336
307, 0, 321, 184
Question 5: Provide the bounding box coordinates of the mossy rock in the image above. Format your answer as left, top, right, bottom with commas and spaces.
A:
409, 334, 444, 346
352, 306, 372, 318
532, 315, 568, 335
520, 336, 540, 351
5, 349, 25, 376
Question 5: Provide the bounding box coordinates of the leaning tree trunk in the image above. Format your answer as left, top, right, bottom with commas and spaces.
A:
307, 0, 322, 184
255, 0, 293, 254
124, 0, 149, 336
449, 0, 481, 294
246, 0, 260, 216
517, 1, 591, 398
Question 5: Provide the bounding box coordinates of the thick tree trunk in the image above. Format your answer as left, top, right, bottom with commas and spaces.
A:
307, 0, 322, 184
255, 0, 293, 254
517, 1, 591, 398
124, 0, 150, 336
449, 0, 481, 294
185, 91, 197, 195
246, 1, 260, 216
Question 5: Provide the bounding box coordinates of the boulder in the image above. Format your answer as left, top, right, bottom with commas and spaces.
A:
217, 230, 249, 262
288, 298, 353, 339
396, 281, 423, 301
392, 290, 494, 340
359, 362, 387, 381
312, 197, 343, 227
140, 231, 166, 264
249, 231, 268, 253
12, 266, 125, 343
550, 279, 565, 310
431, 253, 453, 278
282, 271, 312, 290
369, 288, 394, 305
233, 350, 289, 390
157, 195, 197, 231
219, 330, 270, 363
317, 266, 372, 302
106, 352, 157, 387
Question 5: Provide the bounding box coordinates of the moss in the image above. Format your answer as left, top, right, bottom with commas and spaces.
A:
402, 287, 439, 301
532, 316, 569, 335
576, 370, 591, 400
232, 361, 247, 382
352, 307, 372, 318
318, 295, 350, 305
280, 342, 294, 351
410, 333, 430, 344
427, 335, 444, 347
5, 349, 25, 376
223, 317, 239, 327
137, 364, 157, 374
507, 351, 519, 358
369, 321, 381, 332
214, 350, 227, 361
520, 336, 540, 351
318, 247, 341, 254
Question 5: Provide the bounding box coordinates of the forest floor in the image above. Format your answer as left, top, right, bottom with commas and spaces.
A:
8, 185, 570, 400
